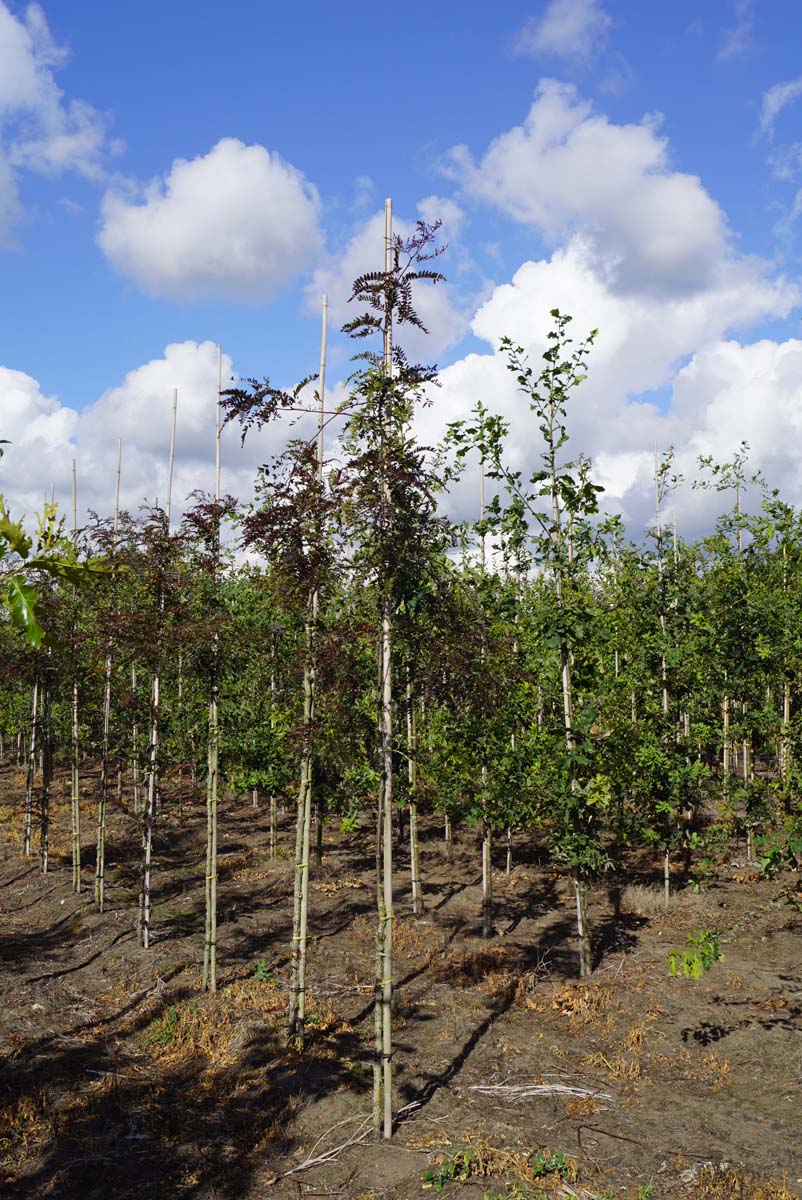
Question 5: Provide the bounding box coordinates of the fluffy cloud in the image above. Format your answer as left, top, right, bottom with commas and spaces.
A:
446, 81, 733, 299
98, 139, 323, 300
514, 0, 612, 60
0, 2, 113, 243
415, 235, 799, 536
0, 342, 305, 530
306, 203, 470, 361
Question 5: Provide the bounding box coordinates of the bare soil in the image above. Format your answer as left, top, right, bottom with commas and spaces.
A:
1, 763, 801, 1199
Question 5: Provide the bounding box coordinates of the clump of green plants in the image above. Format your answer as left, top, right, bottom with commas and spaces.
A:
423, 1143, 577, 1195
149, 1005, 180, 1046
422, 1148, 475, 1191
252, 959, 276, 985
527, 1149, 572, 1179
668, 929, 724, 979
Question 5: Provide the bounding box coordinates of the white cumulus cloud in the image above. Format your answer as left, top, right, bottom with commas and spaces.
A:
446, 80, 732, 299
414, 234, 799, 536
98, 139, 323, 300
0, 342, 305, 530
0, 1, 114, 243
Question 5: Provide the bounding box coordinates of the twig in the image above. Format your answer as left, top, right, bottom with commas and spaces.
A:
265, 1117, 372, 1186
576, 1124, 718, 1161
462, 1084, 613, 1101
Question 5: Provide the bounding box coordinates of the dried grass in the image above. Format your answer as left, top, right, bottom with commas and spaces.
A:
564, 1094, 601, 1118
0, 1090, 53, 1166
584, 1050, 641, 1081
426, 1136, 579, 1194
682, 1166, 798, 1199
550, 981, 617, 1030
619, 884, 710, 920
311, 876, 366, 895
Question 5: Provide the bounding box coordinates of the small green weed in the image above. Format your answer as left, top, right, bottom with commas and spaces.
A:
528, 1148, 571, 1179
150, 1005, 180, 1046
423, 1148, 475, 1191
668, 928, 724, 979
252, 959, 276, 985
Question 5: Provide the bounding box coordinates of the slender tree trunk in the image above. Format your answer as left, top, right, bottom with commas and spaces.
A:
406, 682, 423, 916
139, 392, 176, 950
782, 678, 792, 784
202, 669, 219, 991
40, 664, 53, 875
96, 441, 122, 912
375, 200, 395, 1141
269, 795, 277, 859
554, 448, 591, 977
722, 678, 731, 799
373, 791, 384, 1138
70, 678, 81, 892
481, 821, 493, 938
70, 460, 81, 893
314, 800, 324, 866
139, 673, 159, 948
288, 296, 327, 1039
203, 360, 223, 994
573, 867, 591, 977
131, 665, 141, 815
380, 590, 394, 1139
24, 678, 39, 858
663, 848, 670, 908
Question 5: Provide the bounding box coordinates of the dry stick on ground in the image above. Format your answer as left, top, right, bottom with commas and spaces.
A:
465, 1083, 614, 1101
264, 1116, 373, 1186
95, 439, 122, 913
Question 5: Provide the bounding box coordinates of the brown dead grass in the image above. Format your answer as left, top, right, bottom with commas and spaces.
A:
550, 981, 617, 1030
0, 1089, 53, 1168
683, 1166, 798, 1199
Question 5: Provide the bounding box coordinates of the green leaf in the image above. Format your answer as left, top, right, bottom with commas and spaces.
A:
0, 508, 32, 559
4, 574, 45, 647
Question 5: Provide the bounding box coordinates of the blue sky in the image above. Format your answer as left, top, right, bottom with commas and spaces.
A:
3, 0, 802, 532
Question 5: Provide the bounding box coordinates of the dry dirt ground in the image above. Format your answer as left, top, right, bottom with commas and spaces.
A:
1, 763, 802, 1200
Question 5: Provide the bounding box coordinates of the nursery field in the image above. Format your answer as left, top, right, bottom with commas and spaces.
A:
2, 765, 801, 1200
